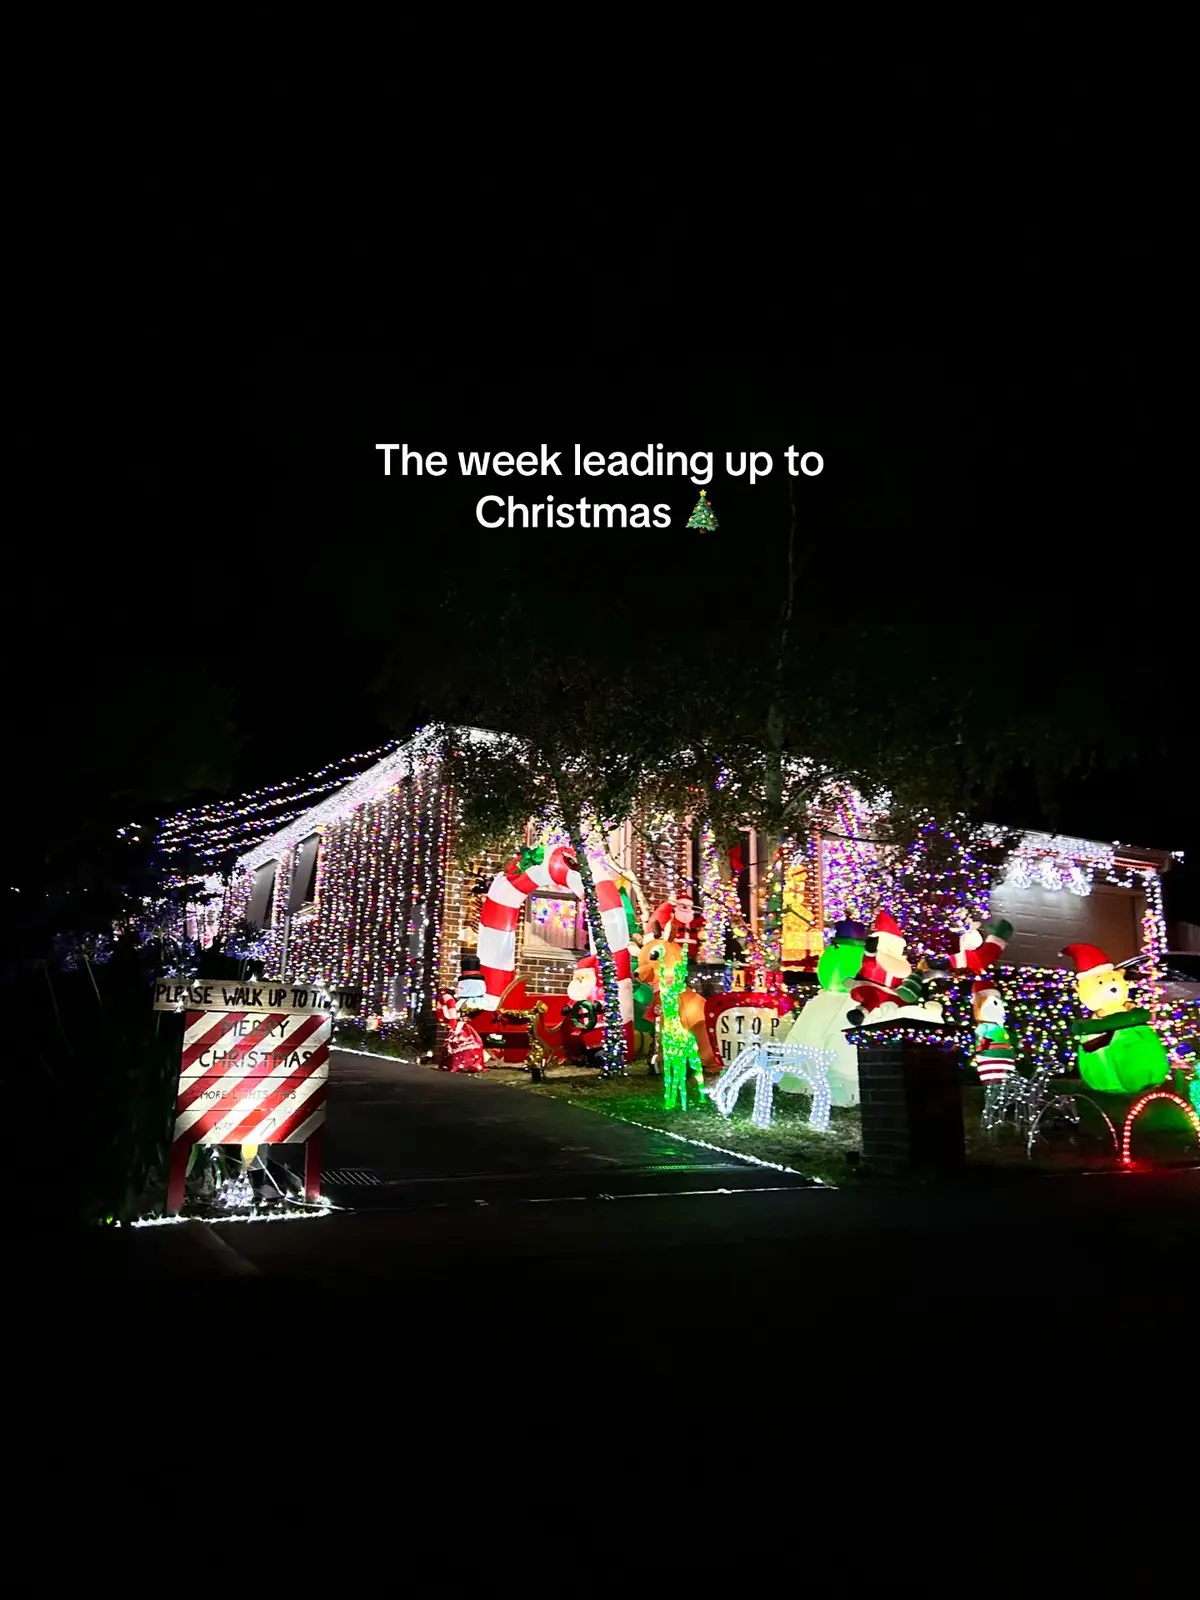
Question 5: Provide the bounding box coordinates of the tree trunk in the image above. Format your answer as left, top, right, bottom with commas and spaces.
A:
761, 825, 786, 974
761, 479, 798, 974
565, 806, 628, 1078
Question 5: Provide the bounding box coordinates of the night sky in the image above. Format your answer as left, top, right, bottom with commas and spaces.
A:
13, 89, 1194, 915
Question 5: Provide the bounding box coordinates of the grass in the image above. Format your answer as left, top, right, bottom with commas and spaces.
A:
489, 1060, 863, 1185
963, 1081, 1200, 1171
491, 1061, 1200, 1185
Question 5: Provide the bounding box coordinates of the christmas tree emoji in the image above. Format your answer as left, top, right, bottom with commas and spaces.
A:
685, 489, 718, 531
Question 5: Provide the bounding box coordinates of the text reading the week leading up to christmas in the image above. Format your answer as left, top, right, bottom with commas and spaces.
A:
152, 980, 364, 1014
375, 444, 825, 528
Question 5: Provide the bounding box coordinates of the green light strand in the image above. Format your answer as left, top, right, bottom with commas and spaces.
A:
661, 953, 702, 1111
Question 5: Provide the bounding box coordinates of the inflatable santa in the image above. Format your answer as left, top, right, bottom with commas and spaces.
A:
846, 911, 939, 1025
648, 890, 705, 963
559, 954, 609, 1071
950, 918, 1014, 974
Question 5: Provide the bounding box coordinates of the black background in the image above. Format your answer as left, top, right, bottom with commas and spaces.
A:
10, 67, 1195, 915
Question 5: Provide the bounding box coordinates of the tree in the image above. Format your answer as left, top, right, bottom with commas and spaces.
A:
883, 814, 1008, 962
641, 479, 858, 971
393, 577, 685, 1077
638, 478, 1145, 968
386, 483, 1183, 1025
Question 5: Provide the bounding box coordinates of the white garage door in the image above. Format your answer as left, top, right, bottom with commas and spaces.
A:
988, 880, 1145, 970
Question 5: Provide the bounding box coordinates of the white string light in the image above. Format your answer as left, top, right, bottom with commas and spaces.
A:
172, 743, 1178, 1109
130, 1197, 338, 1227
712, 1040, 834, 1131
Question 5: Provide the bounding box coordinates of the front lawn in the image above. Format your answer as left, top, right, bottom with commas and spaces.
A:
962, 1081, 1200, 1171
488, 1061, 1200, 1184
491, 1060, 862, 1185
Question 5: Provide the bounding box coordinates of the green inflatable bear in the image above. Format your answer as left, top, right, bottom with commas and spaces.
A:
1073, 1010, 1170, 1094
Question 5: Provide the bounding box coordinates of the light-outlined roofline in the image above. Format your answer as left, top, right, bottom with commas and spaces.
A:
228, 727, 1175, 883
233, 725, 497, 872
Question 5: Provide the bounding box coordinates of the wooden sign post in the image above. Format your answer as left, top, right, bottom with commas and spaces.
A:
153, 980, 362, 1214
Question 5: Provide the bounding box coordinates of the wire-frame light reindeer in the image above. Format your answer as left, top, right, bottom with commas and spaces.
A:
713, 1039, 835, 1131
982, 1064, 1118, 1160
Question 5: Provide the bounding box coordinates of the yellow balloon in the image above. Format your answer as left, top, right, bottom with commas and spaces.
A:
242, 1143, 258, 1163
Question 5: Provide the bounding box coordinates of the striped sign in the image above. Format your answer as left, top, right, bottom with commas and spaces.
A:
172, 1009, 330, 1149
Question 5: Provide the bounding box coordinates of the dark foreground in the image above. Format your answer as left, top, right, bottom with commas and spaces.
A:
17, 1054, 1197, 1575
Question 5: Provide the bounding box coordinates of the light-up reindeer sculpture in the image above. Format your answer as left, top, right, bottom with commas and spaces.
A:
637, 935, 713, 1110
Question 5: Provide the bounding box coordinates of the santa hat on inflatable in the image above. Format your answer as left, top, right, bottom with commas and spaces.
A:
872, 911, 906, 956
570, 953, 601, 996
1061, 942, 1114, 979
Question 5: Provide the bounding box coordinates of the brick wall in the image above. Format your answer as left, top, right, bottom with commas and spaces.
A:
857, 1033, 966, 1174
437, 841, 579, 1000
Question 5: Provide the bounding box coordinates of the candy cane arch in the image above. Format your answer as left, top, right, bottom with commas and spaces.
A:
477, 845, 634, 1051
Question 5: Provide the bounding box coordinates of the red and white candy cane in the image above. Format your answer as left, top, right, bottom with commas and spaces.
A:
476, 844, 634, 1049
436, 989, 460, 1026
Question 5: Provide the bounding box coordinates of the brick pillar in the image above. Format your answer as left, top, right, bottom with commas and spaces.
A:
856, 1027, 965, 1175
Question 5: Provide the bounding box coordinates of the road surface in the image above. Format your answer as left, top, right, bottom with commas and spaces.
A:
19, 1049, 1198, 1577
54, 1049, 1199, 1308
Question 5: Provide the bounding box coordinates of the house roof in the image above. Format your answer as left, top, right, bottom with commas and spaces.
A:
233, 726, 497, 871
227, 731, 1173, 877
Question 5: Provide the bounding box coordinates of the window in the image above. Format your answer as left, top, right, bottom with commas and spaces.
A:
289, 834, 321, 912
526, 893, 588, 956
247, 860, 278, 928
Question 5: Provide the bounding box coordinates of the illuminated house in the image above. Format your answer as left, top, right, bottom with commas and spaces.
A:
174, 729, 1176, 1060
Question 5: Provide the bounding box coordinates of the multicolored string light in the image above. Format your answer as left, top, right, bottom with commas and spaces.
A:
158, 739, 401, 860
194, 748, 1179, 1080
660, 952, 702, 1110
888, 814, 992, 963
1120, 1090, 1200, 1166
698, 822, 745, 967
817, 788, 888, 926
761, 842, 785, 971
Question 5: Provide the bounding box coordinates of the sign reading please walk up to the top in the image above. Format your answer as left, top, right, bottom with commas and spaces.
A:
154, 975, 361, 1214
153, 979, 363, 1015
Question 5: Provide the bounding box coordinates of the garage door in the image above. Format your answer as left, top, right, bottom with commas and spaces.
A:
988, 880, 1144, 969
